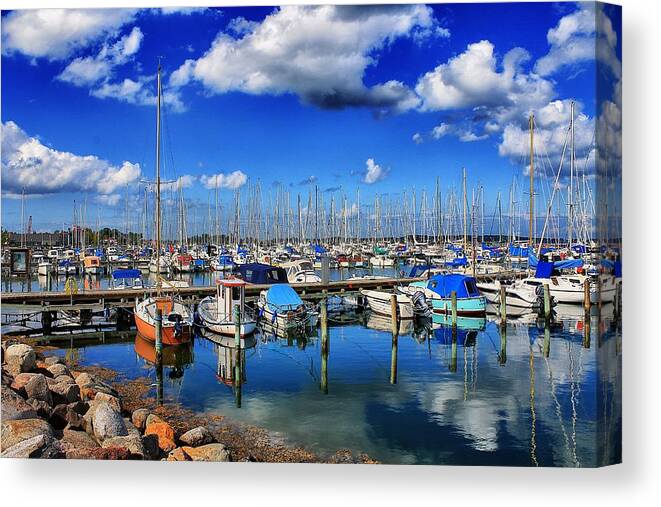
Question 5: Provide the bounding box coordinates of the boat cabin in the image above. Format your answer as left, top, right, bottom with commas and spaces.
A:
216, 279, 247, 318
237, 263, 288, 284
84, 256, 101, 269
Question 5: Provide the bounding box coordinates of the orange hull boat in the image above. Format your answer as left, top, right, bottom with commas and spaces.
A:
134, 312, 191, 345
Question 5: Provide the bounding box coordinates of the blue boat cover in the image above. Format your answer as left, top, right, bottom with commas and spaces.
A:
529, 252, 583, 271
444, 256, 467, 268
426, 273, 480, 298
112, 269, 141, 279
509, 245, 529, 257
237, 263, 288, 284
409, 264, 436, 277
312, 244, 327, 254
266, 284, 303, 312
535, 261, 554, 278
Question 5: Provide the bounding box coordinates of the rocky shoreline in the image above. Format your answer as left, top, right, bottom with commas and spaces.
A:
1, 338, 376, 463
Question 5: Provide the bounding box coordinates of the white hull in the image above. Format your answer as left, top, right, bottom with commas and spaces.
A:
361, 290, 414, 319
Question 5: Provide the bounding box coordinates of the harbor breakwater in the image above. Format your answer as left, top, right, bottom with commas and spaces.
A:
0, 337, 375, 463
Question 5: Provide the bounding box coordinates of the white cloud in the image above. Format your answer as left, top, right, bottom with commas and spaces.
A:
57, 26, 144, 86
363, 158, 389, 184
95, 194, 121, 206
535, 4, 620, 78
2, 121, 141, 196
170, 5, 444, 112
158, 7, 208, 16
161, 174, 197, 192
431, 123, 451, 139
412, 133, 423, 144
1, 9, 138, 61
200, 171, 248, 190
90, 75, 186, 113
459, 130, 488, 142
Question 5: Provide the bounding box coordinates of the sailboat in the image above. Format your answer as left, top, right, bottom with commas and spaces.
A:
134, 62, 192, 345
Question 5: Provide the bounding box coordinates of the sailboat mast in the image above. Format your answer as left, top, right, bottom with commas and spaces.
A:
462, 168, 467, 252
155, 61, 162, 289
568, 100, 575, 250
529, 113, 535, 252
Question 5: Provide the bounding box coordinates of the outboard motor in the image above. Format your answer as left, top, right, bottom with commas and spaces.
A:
411, 291, 433, 318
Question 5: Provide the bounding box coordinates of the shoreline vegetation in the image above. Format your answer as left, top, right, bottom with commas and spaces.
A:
1, 336, 377, 463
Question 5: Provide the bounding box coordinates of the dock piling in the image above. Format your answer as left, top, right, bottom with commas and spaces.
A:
320, 298, 329, 394
583, 279, 591, 316
499, 326, 507, 366
451, 290, 458, 328
233, 305, 241, 349
390, 331, 398, 385
543, 324, 551, 357
154, 308, 163, 365
543, 284, 552, 321
499, 284, 507, 327
390, 294, 399, 335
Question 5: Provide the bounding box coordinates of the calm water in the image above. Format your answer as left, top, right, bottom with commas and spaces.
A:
44, 307, 621, 467
2, 266, 401, 293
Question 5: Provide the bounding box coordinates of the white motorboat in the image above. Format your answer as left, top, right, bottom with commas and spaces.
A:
281, 259, 321, 283
197, 279, 257, 337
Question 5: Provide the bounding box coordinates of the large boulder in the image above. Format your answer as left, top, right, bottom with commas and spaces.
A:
75, 372, 118, 400
53, 375, 76, 385
4, 344, 36, 373
102, 433, 145, 459
59, 428, 100, 458
49, 381, 81, 405
24, 374, 53, 406
179, 426, 214, 447
44, 356, 64, 367
0, 434, 64, 459
1, 418, 55, 450
131, 408, 149, 431
47, 363, 70, 378
26, 398, 52, 419
94, 392, 121, 413
1, 387, 38, 421
167, 447, 192, 461
92, 402, 128, 441
49, 404, 84, 431
10, 373, 40, 394
144, 419, 176, 453
181, 443, 230, 462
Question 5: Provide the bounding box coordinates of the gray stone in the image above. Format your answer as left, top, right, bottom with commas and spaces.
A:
24, 374, 53, 406
183, 443, 230, 462
1, 418, 55, 450
49, 404, 84, 431
54, 375, 76, 385
94, 392, 121, 412
47, 363, 71, 378
26, 398, 52, 419
0, 434, 64, 459
59, 428, 100, 458
103, 433, 145, 459
92, 401, 128, 441
1, 387, 38, 421
145, 413, 164, 427
50, 381, 81, 404
4, 344, 36, 373
44, 356, 64, 366
75, 372, 118, 400
131, 408, 149, 431
179, 426, 215, 447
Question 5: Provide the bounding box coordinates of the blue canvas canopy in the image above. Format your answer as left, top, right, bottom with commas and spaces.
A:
535, 261, 554, 278
237, 263, 287, 284
409, 264, 436, 277
265, 284, 303, 312
444, 256, 467, 268
112, 269, 141, 279
529, 252, 583, 271
509, 245, 529, 257
237, 245, 249, 254
425, 273, 480, 298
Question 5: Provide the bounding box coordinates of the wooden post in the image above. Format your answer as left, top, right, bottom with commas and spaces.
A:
41, 309, 52, 336
154, 307, 163, 363
543, 324, 551, 358
390, 332, 398, 384
449, 330, 458, 373
451, 290, 458, 328
583, 278, 591, 316
390, 294, 399, 336
499, 326, 507, 366
499, 284, 507, 327
543, 284, 552, 321
320, 298, 329, 394
233, 305, 241, 349
583, 315, 591, 349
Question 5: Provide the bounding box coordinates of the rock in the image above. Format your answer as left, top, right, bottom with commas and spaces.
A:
145, 413, 164, 427
1, 387, 38, 421
59, 428, 100, 458
131, 408, 149, 431
141, 434, 160, 460
54, 375, 76, 385
26, 398, 52, 419
1, 418, 55, 450
44, 356, 64, 366
144, 420, 176, 453
49, 381, 81, 405
24, 374, 53, 406
5, 344, 36, 373
1, 367, 14, 388
75, 373, 118, 401
49, 404, 84, 431
92, 402, 128, 441
103, 434, 145, 459
67, 446, 132, 460
181, 443, 230, 462
47, 363, 70, 378
10, 373, 39, 394
0, 434, 64, 459
167, 447, 192, 461
94, 392, 121, 413
179, 426, 214, 447
68, 400, 89, 416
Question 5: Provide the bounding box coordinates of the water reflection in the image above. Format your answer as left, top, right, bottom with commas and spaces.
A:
60, 309, 619, 466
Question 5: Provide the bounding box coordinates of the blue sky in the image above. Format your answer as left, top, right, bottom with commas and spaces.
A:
1, 3, 621, 234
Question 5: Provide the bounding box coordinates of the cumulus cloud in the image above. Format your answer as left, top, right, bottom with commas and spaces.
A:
431, 123, 451, 139
2, 121, 141, 196
535, 4, 620, 78
160, 174, 197, 192
1, 8, 138, 61
170, 4, 445, 113
57, 26, 144, 86
363, 158, 389, 184
459, 130, 488, 142
200, 171, 248, 190
95, 194, 121, 206
412, 133, 423, 144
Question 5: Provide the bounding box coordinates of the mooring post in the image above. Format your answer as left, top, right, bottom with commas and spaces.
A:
390, 293, 399, 336
390, 331, 398, 385
543, 284, 552, 321
320, 297, 329, 394
543, 324, 551, 358
233, 304, 241, 349
154, 308, 163, 365
583, 278, 591, 317
499, 326, 507, 366
41, 309, 52, 336
499, 284, 507, 328
451, 290, 458, 329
